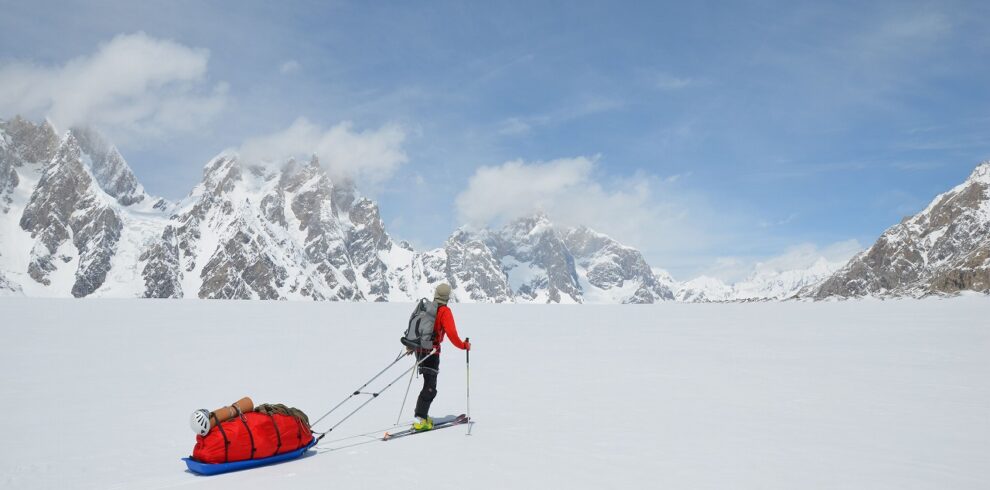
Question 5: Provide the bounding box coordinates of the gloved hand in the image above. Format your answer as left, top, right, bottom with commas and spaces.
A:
464, 340, 471, 351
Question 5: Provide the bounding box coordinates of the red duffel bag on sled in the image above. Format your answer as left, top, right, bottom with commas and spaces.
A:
193, 411, 313, 464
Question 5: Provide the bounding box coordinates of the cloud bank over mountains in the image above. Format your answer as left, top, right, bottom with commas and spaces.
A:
237, 117, 408, 186
0, 31, 869, 285
0, 32, 227, 141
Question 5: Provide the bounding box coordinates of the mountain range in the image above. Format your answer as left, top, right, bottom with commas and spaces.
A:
0, 117, 674, 303
1, 116, 987, 302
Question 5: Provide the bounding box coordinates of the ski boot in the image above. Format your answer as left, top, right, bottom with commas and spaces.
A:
413, 416, 434, 431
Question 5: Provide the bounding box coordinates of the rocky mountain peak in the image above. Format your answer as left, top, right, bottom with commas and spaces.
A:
505, 213, 554, 238
69, 126, 147, 206
198, 153, 243, 198
16, 130, 123, 296
562, 225, 612, 257
967, 161, 990, 184
806, 161, 990, 298
0, 116, 59, 165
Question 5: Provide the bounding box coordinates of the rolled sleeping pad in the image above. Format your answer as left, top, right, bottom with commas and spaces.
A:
210, 397, 254, 426
191, 397, 254, 435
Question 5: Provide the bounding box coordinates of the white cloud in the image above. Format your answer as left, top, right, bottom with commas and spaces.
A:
0, 32, 226, 139
753, 240, 862, 273
701, 240, 863, 283
238, 117, 407, 185
279, 60, 301, 74
455, 156, 713, 258
456, 157, 598, 225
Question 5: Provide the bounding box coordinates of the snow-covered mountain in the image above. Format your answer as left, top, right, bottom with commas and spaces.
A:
674, 257, 846, 302
804, 162, 990, 299
0, 117, 676, 303
448, 215, 675, 303
675, 276, 735, 302
140, 152, 398, 301
10, 115, 981, 303
0, 117, 172, 298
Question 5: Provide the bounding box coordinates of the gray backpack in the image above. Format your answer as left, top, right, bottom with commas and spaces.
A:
401, 298, 439, 350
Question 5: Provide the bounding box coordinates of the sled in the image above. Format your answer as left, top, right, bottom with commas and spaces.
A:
182, 439, 317, 475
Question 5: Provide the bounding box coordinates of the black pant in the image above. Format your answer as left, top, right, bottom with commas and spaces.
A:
414, 352, 440, 419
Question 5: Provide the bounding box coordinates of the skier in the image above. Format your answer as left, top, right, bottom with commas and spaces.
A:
410, 283, 470, 431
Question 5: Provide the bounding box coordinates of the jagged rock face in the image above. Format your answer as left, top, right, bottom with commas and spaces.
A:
198, 218, 289, 300
140, 225, 183, 298
809, 162, 990, 298
138, 153, 404, 302
563, 226, 674, 303
444, 231, 514, 302
70, 204, 123, 297
0, 117, 59, 213
171, 155, 241, 276
0, 116, 59, 165
17, 134, 122, 296
0, 141, 18, 212
446, 216, 678, 304
349, 198, 392, 301
70, 126, 146, 205
282, 160, 361, 300
386, 248, 448, 301
479, 215, 583, 303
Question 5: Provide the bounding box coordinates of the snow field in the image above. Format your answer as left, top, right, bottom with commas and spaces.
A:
0, 297, 987, 489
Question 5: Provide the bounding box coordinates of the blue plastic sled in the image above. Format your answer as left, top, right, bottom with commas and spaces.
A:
182, 439, 317, 476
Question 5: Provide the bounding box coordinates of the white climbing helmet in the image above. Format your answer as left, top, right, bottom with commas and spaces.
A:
190, 409, 211, 436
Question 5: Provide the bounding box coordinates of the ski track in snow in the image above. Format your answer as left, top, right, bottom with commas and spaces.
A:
0, 297, 988, 489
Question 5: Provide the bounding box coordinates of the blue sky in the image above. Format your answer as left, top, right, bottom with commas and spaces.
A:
1, 0, 988, 280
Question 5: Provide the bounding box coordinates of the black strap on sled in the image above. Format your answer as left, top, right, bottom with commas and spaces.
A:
210, 412, 231, 463
233, 404, 256, 460
265, 412, 283, 455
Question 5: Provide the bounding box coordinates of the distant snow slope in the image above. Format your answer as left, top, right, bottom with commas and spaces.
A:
1, 297, 987, 489
676, 257, 847, 302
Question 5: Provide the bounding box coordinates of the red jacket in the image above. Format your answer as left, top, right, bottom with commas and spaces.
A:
433, 305, 467, 352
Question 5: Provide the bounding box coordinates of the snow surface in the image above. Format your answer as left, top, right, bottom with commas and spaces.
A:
1, 297, 988, 489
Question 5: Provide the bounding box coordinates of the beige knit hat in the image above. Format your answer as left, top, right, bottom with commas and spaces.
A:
434, 283, 451, 305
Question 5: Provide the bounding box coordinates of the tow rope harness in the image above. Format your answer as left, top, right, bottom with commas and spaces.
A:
310, 349, 438, 443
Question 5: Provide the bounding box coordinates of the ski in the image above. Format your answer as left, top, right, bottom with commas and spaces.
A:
383, 414, 470, 441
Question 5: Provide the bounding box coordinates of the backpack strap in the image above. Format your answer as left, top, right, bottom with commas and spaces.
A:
434, 304, 447, 345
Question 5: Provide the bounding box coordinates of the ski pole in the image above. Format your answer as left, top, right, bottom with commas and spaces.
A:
319, 350, 439, 437
312, 350, 408, 429
466, 337, 472, 435
395, 355, 417, 424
